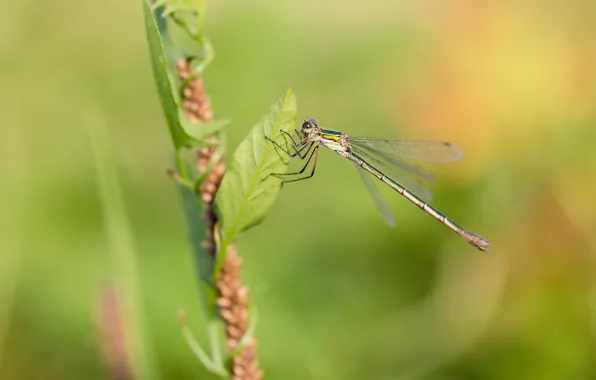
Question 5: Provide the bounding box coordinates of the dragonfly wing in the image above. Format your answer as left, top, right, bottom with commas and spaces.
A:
354, 163, 395, 227
349, 138, 463, 163
351, 145, 434, 201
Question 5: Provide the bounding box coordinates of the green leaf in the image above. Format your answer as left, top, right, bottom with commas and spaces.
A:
180, 112, 231, 141
142, 0, 210, 151
179, 183, 218, 312
155, 0, 213, 65
214, 87, 297, 273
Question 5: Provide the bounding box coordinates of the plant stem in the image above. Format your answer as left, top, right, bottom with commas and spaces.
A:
176, 59, 262, 379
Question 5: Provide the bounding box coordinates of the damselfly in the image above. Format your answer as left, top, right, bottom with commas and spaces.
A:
266, 119, 490, 251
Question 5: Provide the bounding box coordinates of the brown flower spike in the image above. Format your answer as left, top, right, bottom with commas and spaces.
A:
176, 59, 263, 380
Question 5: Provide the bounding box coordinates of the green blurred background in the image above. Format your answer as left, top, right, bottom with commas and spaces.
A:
2, 0, 596, 379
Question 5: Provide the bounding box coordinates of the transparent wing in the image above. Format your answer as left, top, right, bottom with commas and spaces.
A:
348, 138, 463, 163
351, 145, 434, 201
351, 143, 436, 182
354, 163, 395, 227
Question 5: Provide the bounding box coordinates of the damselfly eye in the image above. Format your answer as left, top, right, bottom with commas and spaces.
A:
301, 121, 313, 133
301, 119, 318, 133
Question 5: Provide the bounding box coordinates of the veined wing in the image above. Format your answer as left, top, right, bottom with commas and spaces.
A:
350, 144, 434, 200
354, 163, 395, 226
351, 142, 435, 182
348, 138, 463, 163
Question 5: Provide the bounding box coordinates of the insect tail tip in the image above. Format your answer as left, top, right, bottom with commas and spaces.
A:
464, 230, 491, 252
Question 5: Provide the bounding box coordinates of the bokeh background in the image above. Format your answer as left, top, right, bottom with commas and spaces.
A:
2, 0, 596, 379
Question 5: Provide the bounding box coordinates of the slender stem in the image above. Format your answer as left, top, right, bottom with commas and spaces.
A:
197, 1, 209, 40
208, 319, 223, 369
176, 150, 189, 181
181, 322, 227, 377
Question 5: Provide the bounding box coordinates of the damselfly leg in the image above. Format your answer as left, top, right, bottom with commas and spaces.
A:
269, 145, 320, 184
264, 130, 321, 184
278, 129, 303, 147
267, 130, 301, 164
265, 133, 311, 158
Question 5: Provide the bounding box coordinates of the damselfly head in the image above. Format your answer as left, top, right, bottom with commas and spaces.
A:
301, 119, 318, 134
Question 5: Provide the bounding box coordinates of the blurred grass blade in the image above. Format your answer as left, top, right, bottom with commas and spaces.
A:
0, 124, 25, 369
88, 111, 158, 380
214, 87, 296, 272
142, 0, 211, 151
